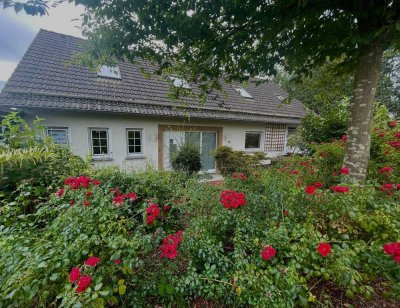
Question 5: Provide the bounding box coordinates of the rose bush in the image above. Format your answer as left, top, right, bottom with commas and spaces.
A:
0, 134, 400, 306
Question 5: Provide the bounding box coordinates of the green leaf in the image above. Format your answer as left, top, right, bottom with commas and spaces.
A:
118, 285, 126, 295
95, 283, 103, 291
165, 284, 174, 295
13, 2, 23, 13
49, 273, 59, 281
117, 279, 125, 285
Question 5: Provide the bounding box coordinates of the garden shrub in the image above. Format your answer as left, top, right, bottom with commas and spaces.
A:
0, 112, 88, 211
170, 142, 202, 174
1, 117, 400, 306
213, 146, 266, 175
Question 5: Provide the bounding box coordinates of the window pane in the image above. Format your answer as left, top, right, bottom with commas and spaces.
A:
92, 138, 100, 147
128, 131, 134, 139
100, 138, 107, 147
48, 129, 68, 145
134, 131, 141, 139
134, 145, 141, 153
135, 139, 141, 147
93, 146, 101, 155
99, 131, 107, 139
100, 147, 108, 154
128, 146, 135, 153
92, 130, 99, 138
245, 132, 261, 149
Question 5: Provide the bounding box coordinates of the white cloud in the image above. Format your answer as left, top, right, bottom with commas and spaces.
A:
0, 2, 84, 82
0, 61, 18, 82
4, 2, 84, 37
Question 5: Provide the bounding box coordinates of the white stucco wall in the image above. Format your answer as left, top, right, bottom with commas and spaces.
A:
21, 108, 286, 171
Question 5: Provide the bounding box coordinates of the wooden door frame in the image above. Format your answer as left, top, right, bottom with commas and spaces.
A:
158, 125, 223, 170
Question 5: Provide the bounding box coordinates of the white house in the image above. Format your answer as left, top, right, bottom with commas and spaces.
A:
0, 30, 305, 172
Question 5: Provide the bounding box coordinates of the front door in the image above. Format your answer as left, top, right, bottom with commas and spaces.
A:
163, 130, 217, 171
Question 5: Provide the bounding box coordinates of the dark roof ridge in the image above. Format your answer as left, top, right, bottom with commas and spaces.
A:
38, 28, 86, 42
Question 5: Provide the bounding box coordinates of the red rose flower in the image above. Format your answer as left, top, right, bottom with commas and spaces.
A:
232, 172, 248, 180
56, 189, 64, 197
389, 141, 400, 148
110, 188, 120, 195
261, 245, 276, 261
86, 191, 92, 198
126, 192, 138, 202
84, 256, 100, 267
290, 170, 300, 175
313, 182, 323, 189
341, 134, 347, 141
69, 200, 75, 206
305, 185, 317, 195
146, 214, 156, 224
330, 186, 349, 193
83, 200, 90, 207
379, 132, 386, 138
397, 184, 400, 190
220, 190, 247, 209
283, 210, 289, 217
296, 181, 302, 187
384, 150, 390, 155
146, 203, 161, 224
332, 171, 338, 176
340, 167, 349, 175
383, 242, 400, 255
380, 183, 394, 192
394, 254, 400, 264
160, 231, 183, 259
163, 205, 171, 212
389, 121, 398, 127
379, 166, 393, 174
114, 259, 122, 265
76, 275, 91, 293
113, 195, 125, 205
69, 267, 80, 283
92, 180, 101, 185
317, 243, 332, 257
160, 243, 178, 259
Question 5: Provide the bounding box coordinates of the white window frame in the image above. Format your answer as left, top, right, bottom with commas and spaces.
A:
235, 87, 253, 99
245, 131, 263, 151
126, 128, 145, 158
46, 126, 70, 145
88, 128, 112, 159
169, 75, 191, 89
97, 65, 122, 79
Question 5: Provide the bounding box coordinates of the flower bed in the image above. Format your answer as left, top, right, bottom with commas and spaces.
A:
0, 121, 399, 306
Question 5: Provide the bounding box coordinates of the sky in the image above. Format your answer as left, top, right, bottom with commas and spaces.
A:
0, 2, 84, 88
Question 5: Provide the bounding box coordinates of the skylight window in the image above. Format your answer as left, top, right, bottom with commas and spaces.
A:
276, 95, 285, 101
97, 66, 121, 79
235, 88, 253, 99
169, 76, 191, 89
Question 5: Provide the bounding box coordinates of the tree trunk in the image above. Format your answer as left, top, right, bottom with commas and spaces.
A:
343, 41, 383, 183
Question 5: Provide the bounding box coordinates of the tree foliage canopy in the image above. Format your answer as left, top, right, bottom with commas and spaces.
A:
5, 0, 399, 86
76, 0, 400, 85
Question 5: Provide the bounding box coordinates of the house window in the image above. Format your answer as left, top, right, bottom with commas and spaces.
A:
127, 129, 143, 155
169, 75, 191, 89
46, 127, 69, 145
265, 124, 287, 152
245, 131, 262, 149
90, 128, 110, 155
235, 88, 253, 99
97, 65, 121, 79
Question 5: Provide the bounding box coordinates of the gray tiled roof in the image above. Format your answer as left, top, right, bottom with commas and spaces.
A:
0, 29, 305, 124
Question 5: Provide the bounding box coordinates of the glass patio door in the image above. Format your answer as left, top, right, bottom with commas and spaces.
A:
164, 130, 217, 171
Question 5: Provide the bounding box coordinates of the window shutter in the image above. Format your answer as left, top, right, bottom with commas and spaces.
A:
264, 124, 287, 152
